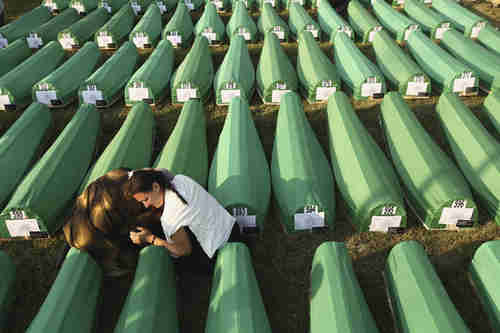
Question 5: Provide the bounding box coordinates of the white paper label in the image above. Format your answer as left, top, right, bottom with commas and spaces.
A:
129, 87, 149, 101
82, 87, 104, 104
221, 89, 241, 103
397, 0, 404, 4
44, 0, 58, 11
101, 2, 112, 13
406, 76, 428, 96
237, 28, 251, 41
131, 1, 141, 14
471, 22, 486, 38
5, 219, 40, 237
291, 0, 304, 4
272, 89, 291, 103
202, 31, 217, 42
212, 0, 224, 8
157, 1, 167, 13
176, 88, 197, 102
404, 25, 419, 40
185, 0, 195, 9
0, 33, 7, 49
36, 91, 58, 105
435, 26, 450, 40
369, 26, 382, 42
369, 216, 402, 232
72, 2, 85, 13
305, 24, 319, 38
27, 34, 44, 49
264, 0, 275, 6
424, 0, 432, 3
232, 208, 257, 231
167, 34, 182, 46
453, 72, 476, 93
337, 25, 353, 38
315, 87, 336, 101
133, 33, 150, 48
361, 80, 382, 97
59, 33, 76, 49
0, 94, 11, 110
439, 207, 474, 225
97, 34, 113, 48
294, 206, 325, 230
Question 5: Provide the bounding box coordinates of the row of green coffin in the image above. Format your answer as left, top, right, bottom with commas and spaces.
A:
1, 88, 500, 238
2, 239, 498, 332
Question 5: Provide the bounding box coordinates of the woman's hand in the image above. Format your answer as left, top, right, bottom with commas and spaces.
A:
129, 226, 154, 245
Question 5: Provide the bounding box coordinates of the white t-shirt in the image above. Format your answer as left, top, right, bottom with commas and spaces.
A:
160, 174, 235, 258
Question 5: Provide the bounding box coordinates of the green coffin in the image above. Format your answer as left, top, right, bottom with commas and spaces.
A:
0, 103, 52, 209
79, 41, 139, 106
26, 248, 102, 333
226, 2, 258, 42
469, 240, 500, 331
114, 246, 178, 333
208, 97, 270, 233
33, 41, 101, 106
257, 4, 289, 42
436, 92, 500, 225
162, 2, 193, 48
194, 3, 225, 44
385, 241, 470, 333
57, 7, 110, 50
432, 0, 487, 38
80, 102, 154, 192
288, 3, 321, 40
403, 0, 451, 40
0, 39, 32, 78
206, 243, 272, 333
381, 92, 478, 229
440, 29, 500, 92
477, 25, 500, 57
256, 32, 298, 104
326, 92, 406, 232
125, 39, 174, 106
271, 91, 335, 232
483, 92, 500, 134
182, 0, 204, 11
129, 0, 154, 15
372, 0, 420, 42
0, 103, 100, 238
94, 4, 135, 48
129, 4, 162, 49
0, 6, 52, 47
311, 242, 379, 332
407, 31, 478, 95
153, 99, 208, 187
317, 0, 353, 42
206, 0, 231, 11
334, 32, 386, 100
0, 251, 16, 331
214, 35, 254, 105
297, 31, 339, 103
70, 0, 98, 14
280, 0, 308, 10
98, 0, 129, 14
0, 41, 65, 111
372, 30, 430, 97
42, 0, 72, 13
256, 0, 278, 9
28, 8, 80, 49
170, 36, 213, 104
230, 0, 257, 11
347, 0, 383, 44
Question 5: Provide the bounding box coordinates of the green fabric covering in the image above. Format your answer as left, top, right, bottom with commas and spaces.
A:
347, 0, 382, 43
0, 41, 65, 110
129, 0, 154, 15
310, 242, 379, 332
326, 92, 406, 232
214, 35, 254, 105
153, 99, 208, 187
125, 39, 174, 105
407, 31, 478, 94
206, 243, 272, 333
297, 31, 339, 103
162, 2, 193, 48
0, 6, 52, 46
0, 104, 100, 238
469, 240, 500, 331
440, 29, 500, 92
230, 0, 257, 10
334, 32, 386, 100
170, 36, 213, 103
256, 32, 298, 104
372, 0, 420, 42
26, 248, 102, 333
95, 4, 135, 48
80, 102, 154, 192
385, 241, 471, 333
28, 8, 80, 49
42, 0, 72, 12
0, 251, 15, 331
257, 4, 289, 42
194, 3, 225, 44
403, 0, 451, 40
129, 3, 162, 49
70, 0, 98, 14
33, 41, 101, 106
256, 0, 278, 9
380, 92, 478, 229
477, 25, 500, 57
58, 7, 110, 49
98, 0, 129, 14
206, 0, 231, 11
281, 0, 308, 9
79, 41, 139, 105
317, 0, 353, 42
432, 0, 487, 38
226, 2, 257, 42
271, 92, 335, 232
0, 103, 52, 209
372, 31, 430, 97
288, 3, 321, 40
208, 97, 270, 232
483, 92, 500, 134
0, 39, 32, 77
436, 92, 500, 225
114, 246, 178, 333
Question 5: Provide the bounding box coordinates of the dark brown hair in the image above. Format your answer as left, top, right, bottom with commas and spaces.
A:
126, 169, 187, 204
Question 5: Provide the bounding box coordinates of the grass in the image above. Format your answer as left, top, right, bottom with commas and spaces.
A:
1, 0, 500, 332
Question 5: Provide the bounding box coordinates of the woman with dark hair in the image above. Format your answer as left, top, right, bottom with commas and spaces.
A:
127, 168, 240, 276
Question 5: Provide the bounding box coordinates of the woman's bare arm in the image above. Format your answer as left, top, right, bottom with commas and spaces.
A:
130, 226, 192, 257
